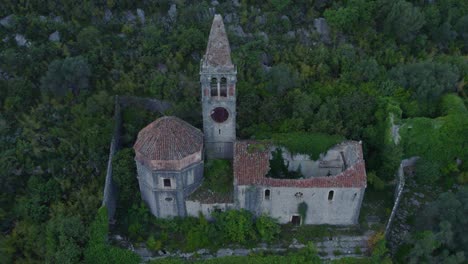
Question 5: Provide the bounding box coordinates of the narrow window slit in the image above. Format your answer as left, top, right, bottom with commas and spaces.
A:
220, 77, 227, 97
210, 78, 218, 96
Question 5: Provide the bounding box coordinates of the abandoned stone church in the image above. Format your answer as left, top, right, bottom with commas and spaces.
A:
134, 15, 366, 225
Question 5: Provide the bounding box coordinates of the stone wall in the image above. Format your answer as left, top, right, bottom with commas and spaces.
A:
278, 147, 344, 178
101, 96, 122, 221
236, 185, 365, 225
200, 68, 237, 160
185, 200, 235, 219
385, 156, 419, 237
137, 161, 204, 218
273, 142, 361, 178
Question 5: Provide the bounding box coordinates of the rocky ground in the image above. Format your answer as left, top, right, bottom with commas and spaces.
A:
387, 166, 442, 253
112, 225, 377, 262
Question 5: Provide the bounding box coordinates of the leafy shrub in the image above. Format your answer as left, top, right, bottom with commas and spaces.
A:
185, 215, 211, 251
255, 215, 280, 243
367, 171, 385, 190
146, 235, 162, 251
213, 209, 256, 245
125, 203, 152, 242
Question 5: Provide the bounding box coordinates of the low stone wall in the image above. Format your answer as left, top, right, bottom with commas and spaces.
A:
132, 230, 375, 262
101, 96, 122, 221
185, 200, 234, 219
384, 156, 419, 238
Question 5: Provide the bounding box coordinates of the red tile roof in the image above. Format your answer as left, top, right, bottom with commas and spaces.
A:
233, 141, 367, 188
134, 116, 203, 161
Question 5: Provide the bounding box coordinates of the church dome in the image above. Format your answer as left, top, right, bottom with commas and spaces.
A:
134, 116, 203, 170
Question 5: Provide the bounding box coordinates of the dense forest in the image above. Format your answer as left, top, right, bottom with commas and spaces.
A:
0, 0, 467, 263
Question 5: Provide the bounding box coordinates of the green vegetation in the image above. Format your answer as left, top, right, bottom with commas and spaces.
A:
400, 94, 468, 184
85, 207, 140, 264
114, 208, 282, 252
298, 202, 308, 224
112, 148, 139, 208
267, 147, 303, 179
189, 159, 233, 203
0, 0, 466, 262
268, 132, 344, 160
40, 56, 91, 97
149, 242, 322, 263
203, 159, 233, 194
255, 215, 281, 243
396, 188, 468, 263
121, 106, 161, 147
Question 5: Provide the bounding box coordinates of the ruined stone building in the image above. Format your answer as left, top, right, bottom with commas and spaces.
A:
134, 14, 367, 225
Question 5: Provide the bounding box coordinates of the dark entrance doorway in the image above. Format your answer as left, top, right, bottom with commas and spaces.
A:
291, 215, 301, 226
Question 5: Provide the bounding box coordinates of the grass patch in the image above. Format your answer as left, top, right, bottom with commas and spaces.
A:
204, 159, 232, 193
189, 159, 233, 203
270, 132, 344, 159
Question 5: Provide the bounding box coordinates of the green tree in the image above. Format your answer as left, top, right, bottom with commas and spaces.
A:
40, 56, 91, 97
378, 0, 425, 42
455, 15, 468, 51
324, 0, 375, 34
406, 188, 468, 263
267, 148, 291, 179
265, 64, 298, 96
389, 62, 459, 102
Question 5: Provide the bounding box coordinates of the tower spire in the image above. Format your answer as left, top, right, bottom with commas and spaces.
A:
203, 14, 233, 70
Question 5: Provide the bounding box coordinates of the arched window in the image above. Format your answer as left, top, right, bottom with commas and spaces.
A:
264, 189, 271, 200
210, 78, 218, 96
328, 190, 334, 201
220, 77, 227, 97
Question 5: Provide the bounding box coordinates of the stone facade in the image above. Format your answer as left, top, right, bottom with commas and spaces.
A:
134, 116, 204, 218
201, 14, 237, 159
233, 141, 366, 225
137, 160, 204, 218
134, 15, 367, 225
236, 186, 365, 225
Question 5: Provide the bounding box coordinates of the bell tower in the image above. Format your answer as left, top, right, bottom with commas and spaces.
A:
201, 14, 237, 159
